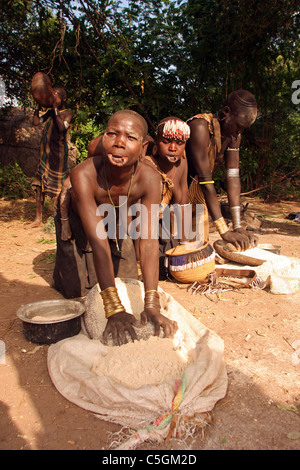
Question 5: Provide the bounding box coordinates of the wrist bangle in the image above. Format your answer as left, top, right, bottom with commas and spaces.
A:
214, 217, 229, 235
230, 206, 242, 229
144, 290, 160, 310
61, 217, 69, 221
54, 108, 58, 115
226, 148, 240, 151
100, 286, 125, 319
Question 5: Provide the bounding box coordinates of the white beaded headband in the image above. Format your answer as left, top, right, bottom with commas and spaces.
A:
160, 119, 190, 142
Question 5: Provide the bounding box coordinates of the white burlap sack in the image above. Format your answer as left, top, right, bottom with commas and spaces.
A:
217, 250, 300, 295
47, 279, 228, 448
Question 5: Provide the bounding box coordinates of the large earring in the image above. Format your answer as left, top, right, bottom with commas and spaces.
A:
219, 106, 231, 121
218, 110, 226, 121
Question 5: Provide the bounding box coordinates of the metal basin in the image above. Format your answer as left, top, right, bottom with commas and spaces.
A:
17, 299, 85, 344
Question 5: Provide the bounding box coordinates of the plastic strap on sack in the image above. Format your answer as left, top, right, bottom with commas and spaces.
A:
115, 373, 187, 450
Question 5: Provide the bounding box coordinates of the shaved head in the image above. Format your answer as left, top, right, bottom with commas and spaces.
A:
53, 85, 67, 100
224, 90, 257, 123
220, 89, 258, 127
108, 110, 148, 139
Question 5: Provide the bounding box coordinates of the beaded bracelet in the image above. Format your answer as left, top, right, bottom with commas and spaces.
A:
100, 286, 125, 319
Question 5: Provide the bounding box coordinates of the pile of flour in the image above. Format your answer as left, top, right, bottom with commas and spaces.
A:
91, 334, 191, 389
84, 280, 194, 389
240, 248, 300, 293
31, 313, 75, 322
218, 247, 300, 295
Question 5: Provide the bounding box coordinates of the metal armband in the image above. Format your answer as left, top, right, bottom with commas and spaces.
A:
226, 168, 239, 178
230, 205, 242, 229
100, 286, 125, 319
214, 217, 229, 235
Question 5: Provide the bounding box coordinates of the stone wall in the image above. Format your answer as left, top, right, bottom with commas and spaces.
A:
0, 107, 78, 177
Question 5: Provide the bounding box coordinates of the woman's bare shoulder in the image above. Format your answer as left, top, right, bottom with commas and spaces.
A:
138, 159, 161, 183
70, 157, 101, 188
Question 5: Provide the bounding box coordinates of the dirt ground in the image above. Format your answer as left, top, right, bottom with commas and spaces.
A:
0, 196, 299, 451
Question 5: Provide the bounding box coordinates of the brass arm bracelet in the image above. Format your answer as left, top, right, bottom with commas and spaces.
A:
100, 286, 125, 319
144, 290, 160, 310
214, 217, 229, 235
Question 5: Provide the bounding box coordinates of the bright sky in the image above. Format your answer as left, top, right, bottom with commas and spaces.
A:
0, 80, 18, 108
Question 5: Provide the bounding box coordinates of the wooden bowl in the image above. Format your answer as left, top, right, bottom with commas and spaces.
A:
31, 72, 54, 108
213, 240, 266, 266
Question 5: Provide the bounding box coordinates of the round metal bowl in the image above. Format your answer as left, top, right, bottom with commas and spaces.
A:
17, 299, 85, 344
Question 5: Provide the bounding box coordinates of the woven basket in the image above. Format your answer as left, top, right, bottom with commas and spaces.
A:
165, 241, 215, 283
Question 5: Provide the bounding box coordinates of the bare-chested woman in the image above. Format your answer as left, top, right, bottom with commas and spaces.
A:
186, 89, 259, 250
55, 109, 177, 345
142, 117, 191, 277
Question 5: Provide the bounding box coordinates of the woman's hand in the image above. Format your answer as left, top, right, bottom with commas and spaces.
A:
221, 229, 250, 251
102, 311, 140, 346
140, 307, 178, 338
234, 227, 259, 247
52, 90, 62, 109
61, 219, 72, 241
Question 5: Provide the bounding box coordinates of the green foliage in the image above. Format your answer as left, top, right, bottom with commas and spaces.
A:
0, 0, 62, 104
42, 217, 56, 233
71, 113, 103, 163
0, 162, 33, 199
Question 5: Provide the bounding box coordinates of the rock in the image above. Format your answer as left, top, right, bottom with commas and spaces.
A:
0, 106, 78, 177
